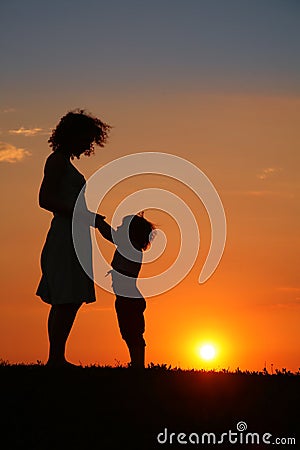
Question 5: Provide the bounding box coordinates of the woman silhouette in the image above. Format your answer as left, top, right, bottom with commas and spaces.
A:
36, 109, 111, 367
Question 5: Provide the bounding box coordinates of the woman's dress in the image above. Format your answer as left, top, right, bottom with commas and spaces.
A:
36, 158, 96, 305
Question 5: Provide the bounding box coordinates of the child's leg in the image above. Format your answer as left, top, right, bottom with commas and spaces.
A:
115, 296, 146, 368
128, 338, 145, 369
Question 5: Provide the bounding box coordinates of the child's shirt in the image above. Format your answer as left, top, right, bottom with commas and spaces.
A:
111, 230, 142, 279
110, 230, 144, 298
97, 218, 144, 298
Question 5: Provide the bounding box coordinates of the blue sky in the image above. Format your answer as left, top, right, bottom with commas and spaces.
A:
1, 0, 300, 96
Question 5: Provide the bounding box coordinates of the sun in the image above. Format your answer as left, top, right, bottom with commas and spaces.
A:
198, 344, 216, 361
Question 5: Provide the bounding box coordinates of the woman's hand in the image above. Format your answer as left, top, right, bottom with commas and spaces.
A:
95, 214, 106, 228
95, 215, 114, 243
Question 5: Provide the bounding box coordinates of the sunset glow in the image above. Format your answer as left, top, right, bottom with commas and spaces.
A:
0, 1, 299, 373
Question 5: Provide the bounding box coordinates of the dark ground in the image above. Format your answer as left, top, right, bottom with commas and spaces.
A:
0, 364, 299, 449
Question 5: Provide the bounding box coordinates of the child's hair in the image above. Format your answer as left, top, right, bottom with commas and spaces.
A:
128, 212, 156, 251
48, 108, 111, 158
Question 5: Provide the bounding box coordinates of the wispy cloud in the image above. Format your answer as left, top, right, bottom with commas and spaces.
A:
0, 142, 31, 163
271, 286, 300, 309
277, 286, 300, 293
243, 190, 276, 197
272, 299, 300, 309
223, 189, 284, 198
9, 126, 44, 137
0, 108, 16, 114
257, 167, 282, 180
82, 306, 112, 313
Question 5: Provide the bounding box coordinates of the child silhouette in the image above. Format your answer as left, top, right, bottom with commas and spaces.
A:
96, 212, 155, 369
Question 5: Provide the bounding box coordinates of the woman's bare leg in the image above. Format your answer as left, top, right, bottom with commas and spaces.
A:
47, 303, 82, 366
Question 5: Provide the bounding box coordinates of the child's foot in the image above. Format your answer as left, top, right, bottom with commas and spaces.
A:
128, 362, 145, 370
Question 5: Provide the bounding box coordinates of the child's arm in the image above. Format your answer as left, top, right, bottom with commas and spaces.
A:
95, 215, 115, 243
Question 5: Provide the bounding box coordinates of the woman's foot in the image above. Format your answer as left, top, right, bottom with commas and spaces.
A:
45, 360, 81, 368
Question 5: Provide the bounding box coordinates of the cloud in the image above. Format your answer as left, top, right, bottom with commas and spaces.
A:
0, 108, 16, 114
257, 167, 282, 180
82, 306, 112, 313
9, 126, 44, 137
243, 190, 276, 197
277, 286, 300, 293
272, 299, 300, 309
223, 189, 282, 198
0, 142, 31, 163
271, 286, 300, 309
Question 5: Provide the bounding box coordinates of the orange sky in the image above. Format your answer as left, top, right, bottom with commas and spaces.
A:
0, 92, 299, 371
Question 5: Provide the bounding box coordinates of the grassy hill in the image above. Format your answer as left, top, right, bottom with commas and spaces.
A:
1, 363, 299, 449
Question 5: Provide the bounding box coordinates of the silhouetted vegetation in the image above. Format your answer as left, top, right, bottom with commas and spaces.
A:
0, 360, 299, 449
1, 358, 299, 375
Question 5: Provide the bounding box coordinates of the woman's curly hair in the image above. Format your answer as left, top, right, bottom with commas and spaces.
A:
48, 109, 111, 158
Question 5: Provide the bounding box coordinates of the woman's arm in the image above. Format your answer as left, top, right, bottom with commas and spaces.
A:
95, 216, 115, 243
39, 153, 107, 223
39, 152, 73, 216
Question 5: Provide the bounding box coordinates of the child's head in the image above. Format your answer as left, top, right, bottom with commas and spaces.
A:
118, 212, 156, 251
48, 109, 111, 159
